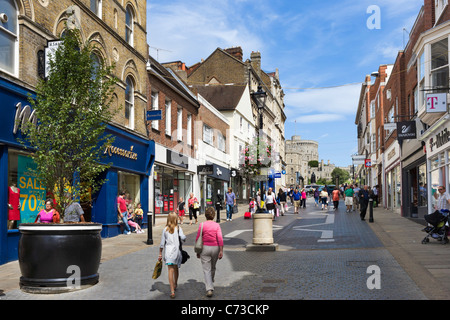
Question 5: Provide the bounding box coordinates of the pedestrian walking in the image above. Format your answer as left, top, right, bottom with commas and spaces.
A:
292, 189, 301, 214
177, 197, 185, 225
277, 188, 287, 216
332, 186, 340, 210
158, 212, 186, 299
265, 188, 277, 220
188, 193, 199, 225
359, 185, 371, 221
314, 187, 320, 207
353, 184, 360, 211
320, 188, 328, 210
300, 188, 307, 208
225, 188, 236, 221
195, 207, 224, 298
344, 186, 354, 213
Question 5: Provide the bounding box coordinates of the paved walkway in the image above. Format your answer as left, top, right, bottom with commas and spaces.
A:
2, 203, 450, 299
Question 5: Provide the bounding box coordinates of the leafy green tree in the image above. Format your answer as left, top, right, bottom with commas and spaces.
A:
20, 27, 118, 218
331, 168, 350, 185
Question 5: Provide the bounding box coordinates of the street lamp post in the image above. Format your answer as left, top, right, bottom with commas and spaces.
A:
246, 85, 277, 251
252, 85, 267, 201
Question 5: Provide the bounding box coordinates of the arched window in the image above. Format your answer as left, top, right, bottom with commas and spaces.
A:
90, 52, 101, 81
125, 5, 134, 46
125, 76, 134, 129
0, 0, 18, 75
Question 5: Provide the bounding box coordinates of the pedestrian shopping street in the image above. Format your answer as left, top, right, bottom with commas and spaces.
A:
3, 197, 450, 301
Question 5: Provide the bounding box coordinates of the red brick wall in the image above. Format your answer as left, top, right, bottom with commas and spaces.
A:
147, 74, 198, 158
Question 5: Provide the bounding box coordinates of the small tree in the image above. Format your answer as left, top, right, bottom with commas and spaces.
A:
331, 168, 350, 185
20, 28, 118, 219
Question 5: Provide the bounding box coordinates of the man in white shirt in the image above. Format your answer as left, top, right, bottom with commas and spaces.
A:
435, 186, 450, 211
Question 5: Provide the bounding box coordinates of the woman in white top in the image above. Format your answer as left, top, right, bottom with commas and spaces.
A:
265, 188, 277, 220
159, 212, 186, 298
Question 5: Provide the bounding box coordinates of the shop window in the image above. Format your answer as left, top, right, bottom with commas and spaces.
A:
7, 150, 46, 228
0, 0, 18, 75
118, 171, 140, 208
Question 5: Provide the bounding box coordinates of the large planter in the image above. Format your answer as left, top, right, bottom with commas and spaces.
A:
18, 223, 102, 294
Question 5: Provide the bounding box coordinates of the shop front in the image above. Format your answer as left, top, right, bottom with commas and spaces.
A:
401, 140, 427, 219
93, 125, 155, 238
198, 164, 230, 211
424, 120, 450, 214
0, 77, 155, 264
384, 142, 401, 212
152, 147, 196, 217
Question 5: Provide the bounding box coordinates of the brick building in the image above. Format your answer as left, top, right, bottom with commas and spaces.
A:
0, 0, 154, 264
185, 46, 287, 194
355, 0, 450, 221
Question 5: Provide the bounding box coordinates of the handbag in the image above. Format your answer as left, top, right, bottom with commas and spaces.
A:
194, 223, 204, 254
193, 202, 199, 209
178, 228, 190, 264
152, 260, 162, 279
233, 205, 238, 213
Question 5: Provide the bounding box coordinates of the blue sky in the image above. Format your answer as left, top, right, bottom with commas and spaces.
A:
147, 0, 424, 167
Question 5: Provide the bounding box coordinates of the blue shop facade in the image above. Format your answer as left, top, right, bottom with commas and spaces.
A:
0, 77, 155, 265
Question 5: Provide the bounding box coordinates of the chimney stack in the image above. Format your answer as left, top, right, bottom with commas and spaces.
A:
251, 51, 261, 76
224, 46, 243, 61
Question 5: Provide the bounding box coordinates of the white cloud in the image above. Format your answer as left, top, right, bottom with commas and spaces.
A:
292, 113, 346, 124
284, 84, 361, 118
147, 1, 264, 64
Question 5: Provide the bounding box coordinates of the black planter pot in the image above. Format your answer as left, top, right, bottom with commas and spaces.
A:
18, 223, 102, 294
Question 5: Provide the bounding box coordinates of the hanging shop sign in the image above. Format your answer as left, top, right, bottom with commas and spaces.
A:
396, 121, 417, 141
426, 93, 447, 113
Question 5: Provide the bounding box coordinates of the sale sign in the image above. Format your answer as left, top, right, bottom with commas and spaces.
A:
17, 155, 46, 223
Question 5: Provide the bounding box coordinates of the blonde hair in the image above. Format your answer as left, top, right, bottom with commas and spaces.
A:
165, 212, 178, 234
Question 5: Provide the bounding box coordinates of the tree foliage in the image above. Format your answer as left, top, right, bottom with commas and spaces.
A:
20, 28, 119, 218
331, 168, 350, 185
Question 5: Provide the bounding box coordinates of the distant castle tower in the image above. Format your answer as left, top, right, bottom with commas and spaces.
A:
285, 136, 319, 186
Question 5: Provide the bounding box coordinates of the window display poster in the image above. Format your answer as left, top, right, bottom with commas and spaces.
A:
17, 155, 46, 223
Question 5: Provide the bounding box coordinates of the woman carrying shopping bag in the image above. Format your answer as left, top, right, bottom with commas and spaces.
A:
158, 212, 186, 298
195, 207, 224, 298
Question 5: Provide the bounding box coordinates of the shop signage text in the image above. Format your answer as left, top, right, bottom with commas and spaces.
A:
13, 102, 38, 135
104, 144, 138, 160
429, 127, 450, 152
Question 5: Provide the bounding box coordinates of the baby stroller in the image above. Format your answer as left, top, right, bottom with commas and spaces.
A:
422, 209, 449, 244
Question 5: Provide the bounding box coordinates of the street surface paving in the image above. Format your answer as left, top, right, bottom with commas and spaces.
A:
2, 197, 450, 300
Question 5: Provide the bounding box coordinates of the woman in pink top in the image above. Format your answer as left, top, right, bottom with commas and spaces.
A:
195, 207, 223, 298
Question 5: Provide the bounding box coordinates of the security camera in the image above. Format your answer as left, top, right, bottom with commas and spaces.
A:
0, 13, 8, 23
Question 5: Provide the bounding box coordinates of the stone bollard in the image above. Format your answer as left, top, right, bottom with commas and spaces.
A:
246, 212, 278, 251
